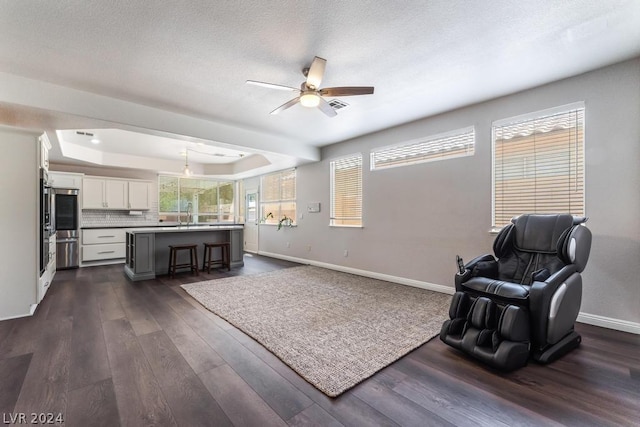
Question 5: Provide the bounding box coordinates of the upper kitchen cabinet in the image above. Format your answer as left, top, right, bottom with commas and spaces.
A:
128, 180, 152, 210
49, 171, 83, 189
83, 177, 127, 209
82, 176, 152, 210
39, 133, 51, 172
82, 177, 105, 209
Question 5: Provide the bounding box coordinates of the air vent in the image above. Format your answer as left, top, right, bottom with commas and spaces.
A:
328, 99, 349, 111
76, 131, 94, 137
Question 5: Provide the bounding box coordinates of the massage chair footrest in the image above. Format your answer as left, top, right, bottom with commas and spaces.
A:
440, 293, 530, 371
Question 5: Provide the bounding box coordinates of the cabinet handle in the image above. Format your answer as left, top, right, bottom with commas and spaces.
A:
98, 251, 115, 254
98, 235, 116, 238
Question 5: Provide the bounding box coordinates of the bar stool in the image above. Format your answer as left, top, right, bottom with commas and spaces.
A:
202, 242, 231, 273
167, 244, 199, 278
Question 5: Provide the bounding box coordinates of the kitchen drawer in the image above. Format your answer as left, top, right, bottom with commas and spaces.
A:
82, 243, 126, 261
83, 228, 126, 244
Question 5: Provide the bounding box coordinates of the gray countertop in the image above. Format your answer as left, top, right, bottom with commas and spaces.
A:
83, 223, 243, 230
126, 224, 244, 234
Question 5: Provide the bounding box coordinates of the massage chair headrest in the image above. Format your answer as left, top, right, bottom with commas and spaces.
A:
493, 214, 591, 272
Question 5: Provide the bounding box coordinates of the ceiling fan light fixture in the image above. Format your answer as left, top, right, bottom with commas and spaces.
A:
299, 92, 320, 108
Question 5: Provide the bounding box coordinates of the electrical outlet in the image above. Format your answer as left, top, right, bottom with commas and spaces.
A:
286, 242, 290, 248
306, 245, 311, 252
344, 250, 348, 257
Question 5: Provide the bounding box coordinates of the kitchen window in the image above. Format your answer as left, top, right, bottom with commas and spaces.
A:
158, 175, 235, 223
492, 103, 585, 229
330, 154, 363, 227
260, 169, 296, 225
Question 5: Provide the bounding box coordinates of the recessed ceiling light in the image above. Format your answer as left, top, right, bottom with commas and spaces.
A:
90, 138, 100, 144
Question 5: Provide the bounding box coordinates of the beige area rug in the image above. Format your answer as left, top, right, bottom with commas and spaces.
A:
181, 265, 451, 397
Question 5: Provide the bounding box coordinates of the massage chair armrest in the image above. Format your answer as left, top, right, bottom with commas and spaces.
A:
465, 254, 496, 271
455, 254, 497, 290
528, 264, 578, 346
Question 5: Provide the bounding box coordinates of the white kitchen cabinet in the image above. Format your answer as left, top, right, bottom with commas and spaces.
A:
39, 133, 51, 172
82, 228, 127, 245
83, 177, 128, 209
82, 177, 106, 208
38, 234, 56, 303
82, 176, 151, 210
105, 179, 128, 209
81, 228, 127, 264
49, 171, 83, 189
128, 180, 152, 210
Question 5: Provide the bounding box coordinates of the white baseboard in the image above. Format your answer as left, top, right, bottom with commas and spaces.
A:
577, 312, 640, 335
0, 309, 34, 322
258, 251, 455, 295
257, 251, 639, 335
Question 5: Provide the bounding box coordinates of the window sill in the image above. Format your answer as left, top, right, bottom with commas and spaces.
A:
329, 224, 363, 228
489, 227, 502, 235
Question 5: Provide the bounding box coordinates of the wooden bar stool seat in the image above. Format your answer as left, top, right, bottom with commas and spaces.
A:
202, 242, 231, 273
168, 244, 199, 278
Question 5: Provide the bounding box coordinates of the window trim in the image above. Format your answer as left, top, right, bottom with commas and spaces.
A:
490, 101, 585, 230
259, 168, 297, 227
330, 153, 363, 228
370, 126, 475, 171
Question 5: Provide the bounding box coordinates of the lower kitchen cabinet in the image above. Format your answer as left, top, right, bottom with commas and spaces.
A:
81, 228, 127, 265
125, 232, 155, 280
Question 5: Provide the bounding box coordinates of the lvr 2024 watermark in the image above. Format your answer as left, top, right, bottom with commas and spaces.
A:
3, 413, 64, 425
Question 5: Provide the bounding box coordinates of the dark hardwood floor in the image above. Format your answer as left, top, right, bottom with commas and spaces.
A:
1, 253, 638, 426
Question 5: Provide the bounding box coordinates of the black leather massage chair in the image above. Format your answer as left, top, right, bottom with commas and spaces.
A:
440, 214, 592, 371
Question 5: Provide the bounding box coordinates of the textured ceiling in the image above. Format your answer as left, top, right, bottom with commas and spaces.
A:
1, 0, 639, 175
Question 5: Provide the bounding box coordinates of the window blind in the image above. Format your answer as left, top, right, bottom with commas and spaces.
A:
330, 154, 362, 226
371, 127, 475, 170
260, 169, 296, 224
493, 106, 585, 228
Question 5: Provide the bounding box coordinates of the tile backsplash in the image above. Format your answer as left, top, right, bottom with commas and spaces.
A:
82, 207, 160, 228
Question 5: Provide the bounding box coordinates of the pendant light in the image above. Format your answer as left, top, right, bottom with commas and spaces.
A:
183, 149, 192, 176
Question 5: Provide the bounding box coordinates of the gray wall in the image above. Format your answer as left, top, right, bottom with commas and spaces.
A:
258, 58, 640, 326
0, 127, 39, 319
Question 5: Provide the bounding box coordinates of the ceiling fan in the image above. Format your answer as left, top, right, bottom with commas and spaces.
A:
246, 56, 374, 117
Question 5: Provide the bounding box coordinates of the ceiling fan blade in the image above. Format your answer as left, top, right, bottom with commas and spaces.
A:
317, 97, 337, 118
319, 86, 375, 97
246, 80, 299, 92
270, 97, 300, 115
306, 56, 326, 89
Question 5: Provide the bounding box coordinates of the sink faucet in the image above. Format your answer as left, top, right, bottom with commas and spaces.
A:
186, 202, 193, 226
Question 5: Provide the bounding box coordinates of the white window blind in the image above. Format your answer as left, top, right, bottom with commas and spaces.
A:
330, 154, 362, 227
492, 104, 585, 228
371, 127, 475, 170
260, 169, 296, 224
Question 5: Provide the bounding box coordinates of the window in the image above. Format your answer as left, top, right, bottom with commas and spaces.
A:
371, 127, 475, 170
492, 103, 585, 228
330, 154, 362, 227
260, 169, 296, 225
158, 175, 235, 223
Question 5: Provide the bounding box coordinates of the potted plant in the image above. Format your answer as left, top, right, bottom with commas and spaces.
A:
263, 212, 294, 230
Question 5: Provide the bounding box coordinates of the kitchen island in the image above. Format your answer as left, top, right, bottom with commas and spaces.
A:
124, 224, 243, 281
